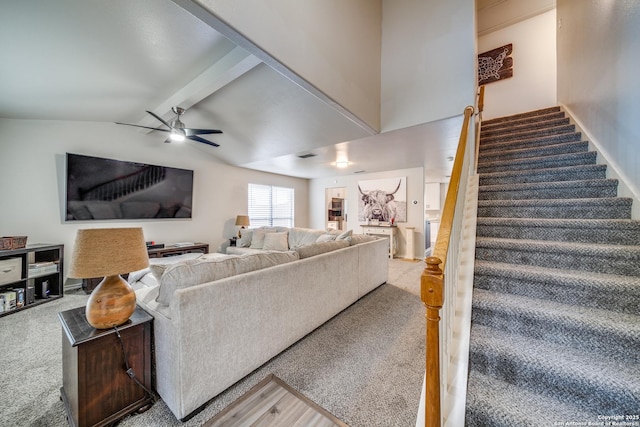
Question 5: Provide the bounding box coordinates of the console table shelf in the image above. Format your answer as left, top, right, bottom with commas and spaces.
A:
0, 244, 64, 317
361, 225, 397, 259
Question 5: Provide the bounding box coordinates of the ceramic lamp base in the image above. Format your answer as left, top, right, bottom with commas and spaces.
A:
85, 274, 136, 329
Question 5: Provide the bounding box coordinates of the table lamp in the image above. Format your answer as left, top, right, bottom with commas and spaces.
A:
235, 215, 250, 238
68, 227, 149, 329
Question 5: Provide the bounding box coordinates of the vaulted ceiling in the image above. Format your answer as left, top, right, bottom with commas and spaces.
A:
0, 0, 553, 180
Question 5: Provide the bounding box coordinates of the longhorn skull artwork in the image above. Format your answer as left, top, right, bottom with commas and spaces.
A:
358, 177, 407, 223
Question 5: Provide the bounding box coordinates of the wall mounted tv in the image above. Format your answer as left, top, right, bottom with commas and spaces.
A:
65, 153, 194, 221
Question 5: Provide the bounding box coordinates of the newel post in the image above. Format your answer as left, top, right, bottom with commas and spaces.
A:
421, 256, 444, 427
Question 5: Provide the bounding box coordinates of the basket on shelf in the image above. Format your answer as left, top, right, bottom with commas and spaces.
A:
0, 236, 28, 250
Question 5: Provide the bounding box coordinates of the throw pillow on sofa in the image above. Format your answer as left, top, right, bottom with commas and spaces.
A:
316, 233, 337, 242
237, 229, 253, 247
262, 232, 289, 251
249, 228, 277, 249
336, 229, 353, 240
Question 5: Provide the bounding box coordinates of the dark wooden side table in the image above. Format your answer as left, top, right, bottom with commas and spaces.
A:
58, 306, 154, 427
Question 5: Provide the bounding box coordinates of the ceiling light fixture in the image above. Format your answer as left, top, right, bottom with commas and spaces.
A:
335, 161, 349, 168
169, 130, 185, 142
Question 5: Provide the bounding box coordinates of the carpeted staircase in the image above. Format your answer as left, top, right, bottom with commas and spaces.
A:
465, 106, 640, 425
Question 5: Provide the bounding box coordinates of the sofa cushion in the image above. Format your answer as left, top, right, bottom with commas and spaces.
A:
156, 254, 240, 305
226, 247, 265, 255
295, 240, 349, 259
148, 252, 206, 281
349, 234, 377, 246
262, 232, 289, 251
288, 227, 325, 249
155, 251, 300, 306
234, 250, 299, 275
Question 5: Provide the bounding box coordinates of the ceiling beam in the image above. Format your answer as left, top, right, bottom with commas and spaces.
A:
137, 46, 262, 128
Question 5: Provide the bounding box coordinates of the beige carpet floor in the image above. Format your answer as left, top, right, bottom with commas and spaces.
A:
2, 258, 427, 427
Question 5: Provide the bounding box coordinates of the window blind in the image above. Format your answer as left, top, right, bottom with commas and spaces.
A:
248, 184, 294, 227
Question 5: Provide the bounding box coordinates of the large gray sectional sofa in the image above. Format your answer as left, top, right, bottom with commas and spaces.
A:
130, 227, 389, 421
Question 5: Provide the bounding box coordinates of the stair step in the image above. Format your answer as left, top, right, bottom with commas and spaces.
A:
479, 131, 582, 154
474, 260, 640, 315
482, 106, 562, 127
480, 116, 571, 138
468, 323, 640, 413
478, 141, 589, 164
476, 197, 633, 219
481, 124, 576, 145
481, 110, 566, 132
474, 237, 640, 276
479, 164, 607, 186
472, 290, 640, 362
477, 151, 597, 174
478, 179, 618, 200
466, 371, 600, 426
476, 217, 640, 245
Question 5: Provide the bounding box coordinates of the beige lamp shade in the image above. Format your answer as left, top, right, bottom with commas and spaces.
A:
235, 215, 250, 227
68, 227, 149, 278
68, 227, 149, 329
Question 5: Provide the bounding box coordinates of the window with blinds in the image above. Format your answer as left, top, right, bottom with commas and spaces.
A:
248, 184, 295, 228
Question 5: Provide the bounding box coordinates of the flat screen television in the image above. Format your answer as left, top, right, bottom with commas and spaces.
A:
65, 153, 194, 221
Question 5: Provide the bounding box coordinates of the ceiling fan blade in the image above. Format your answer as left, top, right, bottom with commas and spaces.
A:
183, 128, 223, 136
146, 110, 173, 129
187, 135, 220, 147
115, 122, 170, 132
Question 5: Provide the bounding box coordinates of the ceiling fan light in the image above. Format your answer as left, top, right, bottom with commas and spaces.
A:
169, 131, 185, 142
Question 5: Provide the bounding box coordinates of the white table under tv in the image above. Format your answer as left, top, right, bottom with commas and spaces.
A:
361, 225, 397, 259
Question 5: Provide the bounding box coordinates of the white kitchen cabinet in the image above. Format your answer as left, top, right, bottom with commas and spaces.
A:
425, 183, 440, 210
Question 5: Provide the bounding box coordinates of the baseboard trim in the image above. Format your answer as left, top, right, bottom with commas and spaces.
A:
561, 103, 640, 219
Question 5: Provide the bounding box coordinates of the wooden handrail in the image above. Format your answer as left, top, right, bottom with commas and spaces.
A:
473, 86, 485, 175
421, 105, 474, 427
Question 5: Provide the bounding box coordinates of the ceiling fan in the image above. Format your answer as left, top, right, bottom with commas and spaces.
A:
116, 107, 223, 147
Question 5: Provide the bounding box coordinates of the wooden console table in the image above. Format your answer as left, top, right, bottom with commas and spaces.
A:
146, 242, 209, 258
59, 306, 154, 427
361, 225, 397, 259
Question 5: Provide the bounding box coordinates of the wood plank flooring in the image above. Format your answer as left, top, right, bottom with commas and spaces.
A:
203, 374, 348, 427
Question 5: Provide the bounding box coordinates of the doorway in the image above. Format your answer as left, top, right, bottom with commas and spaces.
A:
325, 187, 347, 231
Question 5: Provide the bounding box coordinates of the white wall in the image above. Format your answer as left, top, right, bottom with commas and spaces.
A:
196, 0, 382, 131
381, 0, 477, 132
557, 0, 640, 214
310, 167, 425, 259
0, 119, 309, 284
478, 9, 557, 120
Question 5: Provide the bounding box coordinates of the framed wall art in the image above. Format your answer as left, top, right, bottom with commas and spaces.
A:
357, 177, 407, 223
478, 43, 513, 85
